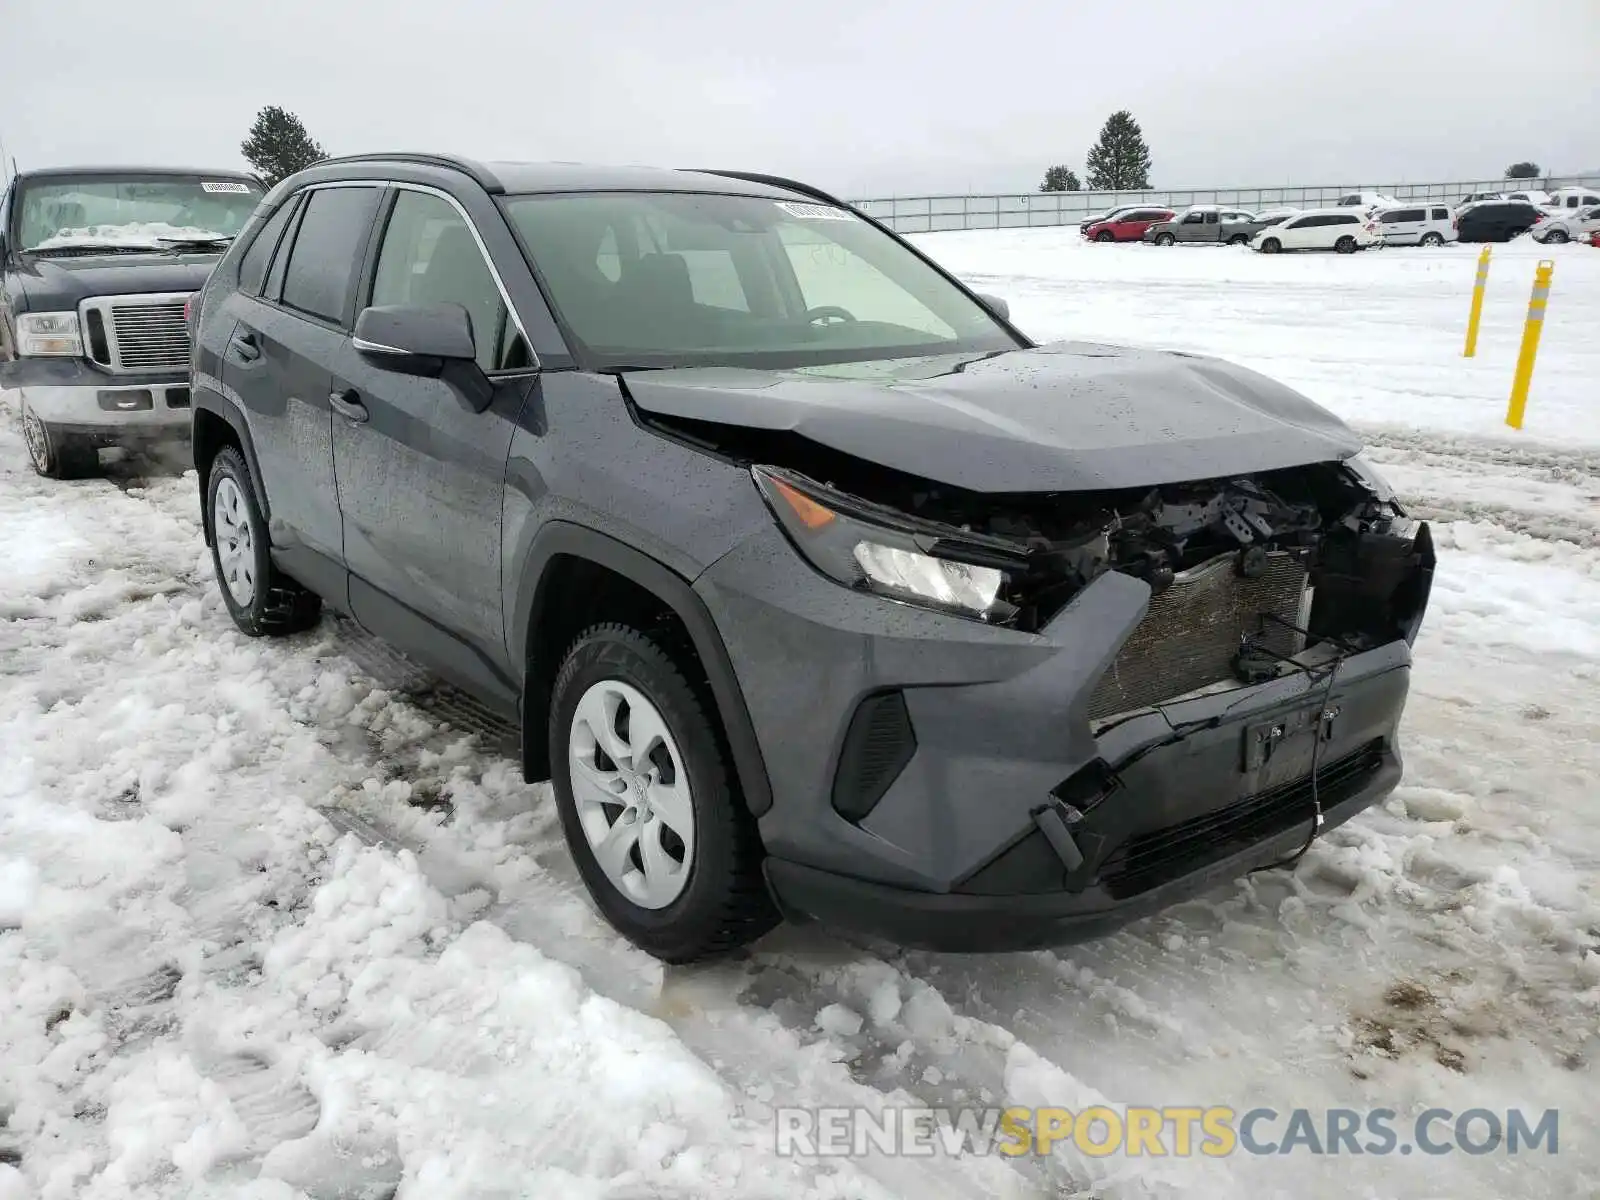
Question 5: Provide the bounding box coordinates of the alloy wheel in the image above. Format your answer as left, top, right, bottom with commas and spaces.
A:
568, 678, 695, 909
20, 404, 50, 473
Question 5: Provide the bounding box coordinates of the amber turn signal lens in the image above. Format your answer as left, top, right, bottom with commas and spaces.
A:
769, 476, 836, 529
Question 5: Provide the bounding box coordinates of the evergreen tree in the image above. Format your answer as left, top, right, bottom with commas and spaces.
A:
1085, 111, 1152, 191
241, 107, 328, 187
1504, 161, 1541, 180
1039, 165, 1081, 192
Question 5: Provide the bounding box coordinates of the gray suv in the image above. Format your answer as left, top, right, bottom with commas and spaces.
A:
189, 153, 1434, 962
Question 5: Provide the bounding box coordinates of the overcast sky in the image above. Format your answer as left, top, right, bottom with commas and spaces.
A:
4, 0, 1596, 197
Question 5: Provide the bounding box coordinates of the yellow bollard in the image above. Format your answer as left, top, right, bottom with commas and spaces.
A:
1505, 260, 1555, 431
1462, 244, 1491, 357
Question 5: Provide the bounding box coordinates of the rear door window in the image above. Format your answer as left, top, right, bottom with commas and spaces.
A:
280, 186, 382, 324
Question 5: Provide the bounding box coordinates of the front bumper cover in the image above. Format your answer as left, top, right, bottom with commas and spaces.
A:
5, 357, 191, 435
697, 521, 1422, 952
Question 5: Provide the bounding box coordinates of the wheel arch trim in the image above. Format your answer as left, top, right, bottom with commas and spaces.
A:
512, 522, 774, 818
191, 378, 269, 545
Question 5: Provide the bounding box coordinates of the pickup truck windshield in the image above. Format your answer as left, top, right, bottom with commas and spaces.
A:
16, 175, 263, 251
501, 191, 1019, 370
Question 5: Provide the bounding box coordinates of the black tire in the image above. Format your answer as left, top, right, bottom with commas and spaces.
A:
1546, 229, 1569, 244
1335, 235, 1357, 254
1260, 237, 1281, 254
20, 401, 99, 479
1096, 230, 1114, 242
1420, 232, 1444, 247
1155, 232, 1176, 246
206, 445, 321, 636
550, 623, 778, 962
1228, 234, 1249, 246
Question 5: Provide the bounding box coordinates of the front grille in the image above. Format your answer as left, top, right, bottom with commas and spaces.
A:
1098, 739, 1385, 899
81, 293, 192, 373
1087, 550, 1308, 721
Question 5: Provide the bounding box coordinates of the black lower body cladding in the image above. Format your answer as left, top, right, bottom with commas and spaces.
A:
696, 521, 1426, 952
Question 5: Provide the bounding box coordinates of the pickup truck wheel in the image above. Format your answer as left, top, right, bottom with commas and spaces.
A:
1259, 237, 1282, 254
207, 446, 321, 636
1095, 230, 1115, 242
1155, 232, 1176, 246
20, 401, 98, 479
1420, 232, 1445, 246
1228, 234, 1249, 246
551, 623, 777, 962
1335, 235, 1357, 254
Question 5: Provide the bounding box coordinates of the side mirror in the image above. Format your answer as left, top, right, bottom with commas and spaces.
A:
353, 304, 493, 412
976, 292, 1010, 323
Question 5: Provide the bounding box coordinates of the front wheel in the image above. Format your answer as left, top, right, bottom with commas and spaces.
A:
1096, 230, 1114, 242
551, 623, 778, 962
1155, 232, 1176, 246
1335, 235, 1357, 254
20, 401, 98, 479
1545, 229, 1569, 244
1259, 237, 1282, 254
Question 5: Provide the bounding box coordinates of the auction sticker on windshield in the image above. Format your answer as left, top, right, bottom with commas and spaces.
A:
776, 201, 853, 220
201, 181, 254, 193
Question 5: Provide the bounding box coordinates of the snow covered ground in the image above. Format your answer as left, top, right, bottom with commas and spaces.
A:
2, 232, 1598, 1200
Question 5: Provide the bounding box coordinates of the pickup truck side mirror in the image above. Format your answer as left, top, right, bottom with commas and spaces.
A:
353, 303, 493, 412
975, 292, 1010, 322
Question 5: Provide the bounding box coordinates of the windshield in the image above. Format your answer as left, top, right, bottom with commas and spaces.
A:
500, 191, 1020, 370
15, 174, 263, 251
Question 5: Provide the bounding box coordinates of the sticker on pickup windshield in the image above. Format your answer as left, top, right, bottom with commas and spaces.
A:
775, 201, 852, 221
201, 181, 253, 194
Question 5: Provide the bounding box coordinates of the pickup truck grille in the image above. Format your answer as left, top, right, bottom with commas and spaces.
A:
81, 293, 192, 373
1087, 550, 1309, 721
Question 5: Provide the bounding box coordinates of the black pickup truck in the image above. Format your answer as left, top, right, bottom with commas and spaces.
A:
1, 165, 263, 476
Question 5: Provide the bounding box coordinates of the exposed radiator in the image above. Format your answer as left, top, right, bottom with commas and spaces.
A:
1087, 550, 1309, 721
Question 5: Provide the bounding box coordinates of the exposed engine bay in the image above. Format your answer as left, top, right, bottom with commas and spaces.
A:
648, 414, 1435, 708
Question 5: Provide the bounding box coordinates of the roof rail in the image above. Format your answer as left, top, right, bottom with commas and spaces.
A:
685, 169, 854, 210
311, 152, 503, 194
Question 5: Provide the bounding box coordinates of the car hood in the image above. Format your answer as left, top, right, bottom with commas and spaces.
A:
623, 342, 1362, 493
9, 251, 220, 311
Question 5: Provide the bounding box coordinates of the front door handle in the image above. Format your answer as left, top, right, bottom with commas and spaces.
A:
329, 389, 369, 423
230, 331, 261, 362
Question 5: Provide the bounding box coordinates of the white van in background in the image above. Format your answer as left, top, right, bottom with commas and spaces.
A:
1376, 203, 1459, 246
1548, 186, 1600, 211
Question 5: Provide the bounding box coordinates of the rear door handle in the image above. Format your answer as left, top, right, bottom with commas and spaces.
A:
230, 330, 261, 362
329, 388, 369, 423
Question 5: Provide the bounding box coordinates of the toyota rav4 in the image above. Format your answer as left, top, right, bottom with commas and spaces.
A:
188, 153, 1434, 962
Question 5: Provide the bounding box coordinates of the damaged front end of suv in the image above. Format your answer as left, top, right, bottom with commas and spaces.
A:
639, 346, 1435, 952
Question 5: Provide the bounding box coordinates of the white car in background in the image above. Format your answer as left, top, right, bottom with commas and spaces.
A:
1336, 190, 1400, 212
1253, 207, 1300, 227
1548, 186, 1600, 211
1506, 188, 1553, 207
1529, 204, 1600, 244
1458, 191, 1502, 207
1375, 202, 1459, 246
1251, 207, 1381, 253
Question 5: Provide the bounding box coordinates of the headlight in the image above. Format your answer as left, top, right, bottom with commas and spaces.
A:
753, 465, 1015, 621
17, 312, 84, 357
1344, 452, 1398, 504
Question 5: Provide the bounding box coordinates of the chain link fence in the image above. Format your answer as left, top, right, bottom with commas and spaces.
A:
850, 175, 1600, 233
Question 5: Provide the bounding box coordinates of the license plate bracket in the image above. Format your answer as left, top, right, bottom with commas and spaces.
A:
1241, 700, 1337, 775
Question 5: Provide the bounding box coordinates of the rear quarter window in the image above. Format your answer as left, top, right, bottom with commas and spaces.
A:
237, 198, 298, 296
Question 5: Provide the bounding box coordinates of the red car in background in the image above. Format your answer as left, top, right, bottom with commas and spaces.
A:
1083, 207, 1175, 242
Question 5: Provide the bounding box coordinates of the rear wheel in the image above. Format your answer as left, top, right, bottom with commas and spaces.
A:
207, 446, 321, 636
1335, 235, 1357, 254
1096, 230, 1114, 242
1420, 232, 1445, 247
1155, 232, 1175, 246
550, 623, 778, 962
1260, 237, 1282, 254
1228, 233, 1249, 246
20, 401, 98, 480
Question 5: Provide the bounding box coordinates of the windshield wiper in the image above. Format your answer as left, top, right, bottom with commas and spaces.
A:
158, 235, 235, 251
25, 241, 165, 255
